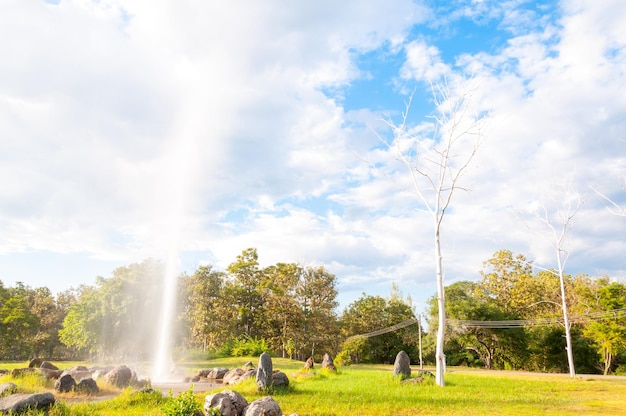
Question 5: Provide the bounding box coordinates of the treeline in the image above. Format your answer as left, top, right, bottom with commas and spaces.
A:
2, 248, 626, 375
427, 249, 626, 375
0, 247, 418, 364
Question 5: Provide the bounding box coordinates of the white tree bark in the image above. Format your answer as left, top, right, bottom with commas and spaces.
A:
522, 181, 583, 378
377, 80, 486, 386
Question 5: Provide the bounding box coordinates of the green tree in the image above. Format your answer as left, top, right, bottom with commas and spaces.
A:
428, 281, 526, 370
181, 265, 230, 352
296, 266, 339, 360
260, 263, 303, 357
226, 248, 264, 337
0, 294, 40, 359
340, 292, 416, 364
581, 281, 626, 375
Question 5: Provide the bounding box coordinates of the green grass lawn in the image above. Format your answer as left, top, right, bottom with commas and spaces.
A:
3, 358, 626, 415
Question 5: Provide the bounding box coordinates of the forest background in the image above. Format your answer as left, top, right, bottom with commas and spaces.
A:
1, 247, 626, 377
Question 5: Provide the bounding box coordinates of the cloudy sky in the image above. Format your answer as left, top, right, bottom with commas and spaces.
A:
1, 0, 625, 312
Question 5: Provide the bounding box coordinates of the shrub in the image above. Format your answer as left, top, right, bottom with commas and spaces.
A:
161, 387, 202, 416
229, 335, 270, 357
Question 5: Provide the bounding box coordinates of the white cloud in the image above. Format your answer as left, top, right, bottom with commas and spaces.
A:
1, 0, 625, 311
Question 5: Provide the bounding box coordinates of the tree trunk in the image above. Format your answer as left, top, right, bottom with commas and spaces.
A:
557, 255, 575, 378
435, 229, 446, 386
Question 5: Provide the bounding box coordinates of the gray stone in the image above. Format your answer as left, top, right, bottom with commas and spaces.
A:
40, 361, 59, 371
256, 352, 273, 391
303, 357, 314, 370
39, 368, 63, 380
0, 383, 17, 398
60, 368, 93, 383
204, 389, 248, 416
393, 350, 411, 379
243, 396, 282, 416
321, 353, 336, 371
28, 358, 44, 368
103, 365, 133, 388
0, 392, 55, 414
54, 374, 76, 393
272, 371, 289, 388
76, 378, 99, 395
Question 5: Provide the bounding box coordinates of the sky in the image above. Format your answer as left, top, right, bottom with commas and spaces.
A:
1, 0, 625, 314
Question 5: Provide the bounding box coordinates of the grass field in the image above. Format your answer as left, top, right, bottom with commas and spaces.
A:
2, 358, 626, 415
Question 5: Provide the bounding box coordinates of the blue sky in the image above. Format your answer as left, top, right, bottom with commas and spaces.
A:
1, 0, 625, 313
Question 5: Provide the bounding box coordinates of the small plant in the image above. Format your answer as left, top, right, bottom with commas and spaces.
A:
161, 386, 202, 416
229, 335, 270, 357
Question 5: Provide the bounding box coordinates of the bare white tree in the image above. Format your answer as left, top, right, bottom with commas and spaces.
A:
520, 180, 584, 378
591, 176, 626, 217
375, 79, 486, 386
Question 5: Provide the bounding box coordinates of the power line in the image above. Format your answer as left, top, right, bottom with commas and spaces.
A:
347, 308, 626, 339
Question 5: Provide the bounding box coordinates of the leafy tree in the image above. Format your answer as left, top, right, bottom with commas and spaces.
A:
296, 266, 339, 360
260, 263, 303, 357
581, 281, 626, 374
0, 294, 40, 359
226, 248, 264, 337
181, 265, 230, 352
340, 292, 416, 363
429, 281, 526, 370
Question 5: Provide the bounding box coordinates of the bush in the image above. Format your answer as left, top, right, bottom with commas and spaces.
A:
228, 335, 270, 357
161, 387, 202, 416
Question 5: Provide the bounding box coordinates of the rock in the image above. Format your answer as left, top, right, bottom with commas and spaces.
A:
243, 361, 255, 370
393, 350, 411, 379
103, 365, 133, 388
60, 367, 93, 383
0, 370, 7, 376
0, 392, 55, 414
28, 358, 44, 368
303, 357, 314, 370
321, 354, 336, 372
0, 382, 17, 398
223, 368, 255, 386
10, 368, 36, 378
272, 371, 289, 388
54, 374, 76, 393
89, 366, 114, 379
256, 352, 273, 391
76, 378, 99, 395
417, 369, 435, 379
243, 396, 282, 416
204, 389, 248, 416
40, 361, 59, 371
39, 368, 63, 380
208, 368, 229, 379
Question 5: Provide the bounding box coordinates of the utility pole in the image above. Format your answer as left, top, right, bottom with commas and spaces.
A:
418, 314, 423, 369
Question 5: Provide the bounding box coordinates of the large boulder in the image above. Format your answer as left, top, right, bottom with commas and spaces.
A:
243, 396, 282, 416
272, 371, 289, 388
393, 350, 411, 379
204, 390, 248, 416
60, 367, 93, 383
104, 365, 133, 388
256, 353, 273, 391
223, 368, 255, 386
40, 361, 59, 371
28, 358, 44, 368
0, 392, 55, 414
0, 382, 17, 398
321, 353, 336, 372
76, 378, 99, 395
54, 374, 76, 393
39, 368, 63, 380
198, 367, 228, 380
